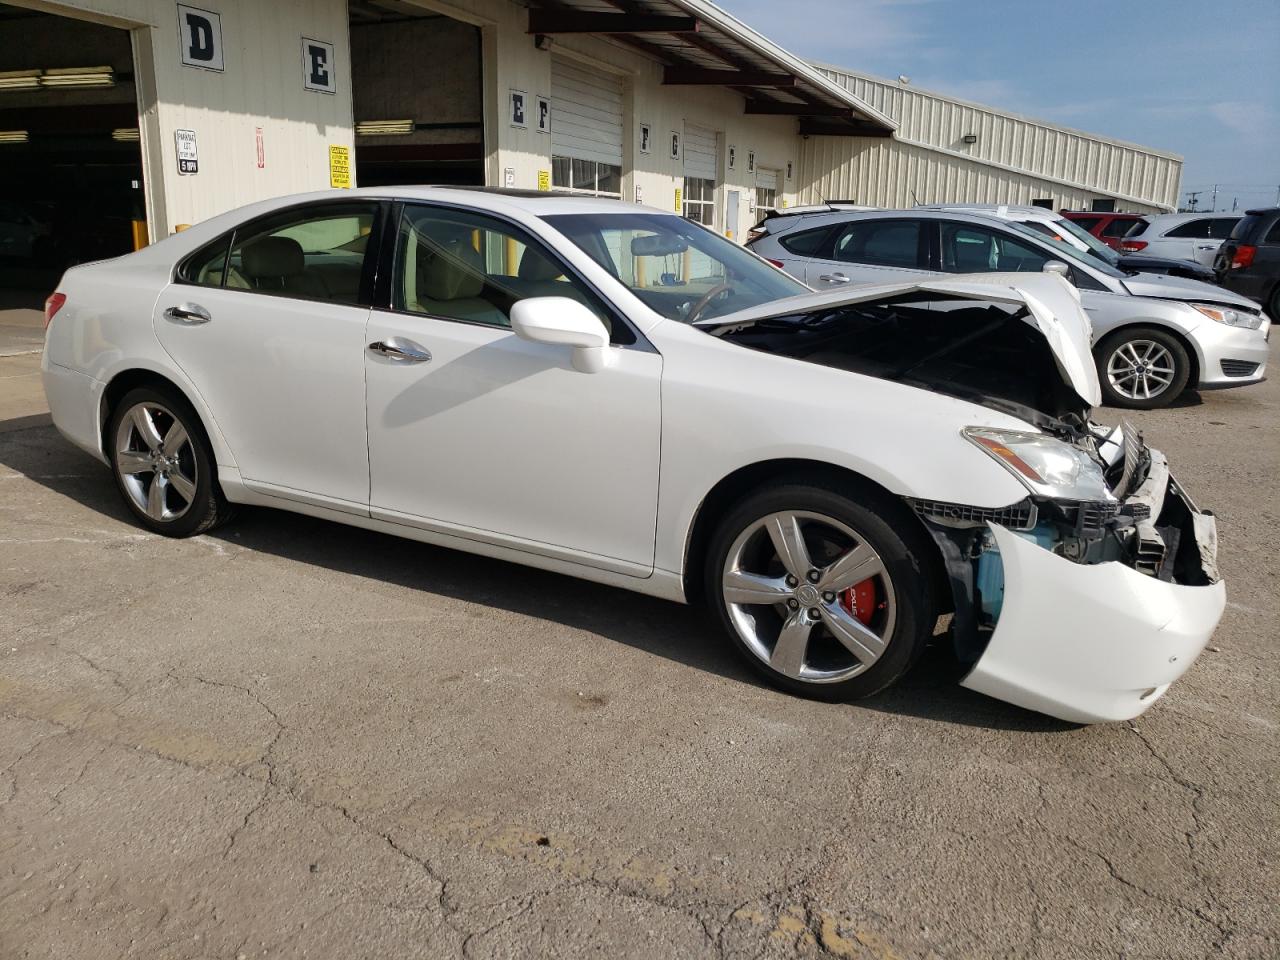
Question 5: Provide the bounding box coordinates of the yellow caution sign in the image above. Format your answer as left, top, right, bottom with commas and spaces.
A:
329, 145, 351, 189
537, 169, 551, 191
674, 187, 682, 212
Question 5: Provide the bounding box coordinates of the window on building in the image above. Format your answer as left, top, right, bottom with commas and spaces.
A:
216, 202, 379, 305
683, 176, 716, 227
755, 184, 778, 215
1031, 198, 1054, 209
392, 204, 628, 342
831, 219, 923, 268
1090, 198, 1117, 212
551, 156, 622, 198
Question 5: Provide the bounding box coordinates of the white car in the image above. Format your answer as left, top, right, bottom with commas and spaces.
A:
1121, 213, 1241, 267
40, 187, 1225, 723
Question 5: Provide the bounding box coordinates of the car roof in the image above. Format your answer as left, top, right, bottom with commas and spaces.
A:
1140, 211, 1239, 224
763, 207, 1053, 235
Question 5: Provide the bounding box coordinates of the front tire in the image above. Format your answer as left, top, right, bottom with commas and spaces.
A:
1095, 326, 1190, 409
705, 481, 936, 702
107, 385, 232, 537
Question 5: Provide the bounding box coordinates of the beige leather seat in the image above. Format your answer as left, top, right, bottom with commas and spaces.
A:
408, 236, 507, 326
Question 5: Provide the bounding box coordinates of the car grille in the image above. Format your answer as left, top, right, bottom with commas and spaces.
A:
908, 497, 1036, 530
1220, 359, 1260, 378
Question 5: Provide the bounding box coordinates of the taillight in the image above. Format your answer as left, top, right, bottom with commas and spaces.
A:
1121, 240, 1148, 253
766, 258, 785, 269
746, 228, 766, 243
1231, 244, 1257, 269
44, 292, 66, 329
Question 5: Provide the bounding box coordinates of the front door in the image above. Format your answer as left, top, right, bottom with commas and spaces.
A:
153, 200, 382, 507
363, 203, 661, 571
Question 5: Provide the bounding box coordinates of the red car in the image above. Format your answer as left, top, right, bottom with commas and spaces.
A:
1061, 210, 1146, 250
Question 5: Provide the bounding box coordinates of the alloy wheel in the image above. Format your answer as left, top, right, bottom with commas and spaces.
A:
114, 402, 199, 522
1106, 339, 1175, 401
721, 510, 896, 683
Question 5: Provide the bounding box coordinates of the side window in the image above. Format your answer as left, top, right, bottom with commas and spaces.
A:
779, 226, 834, 257
940, 223, 1049, 273
1265, 220, 1280, 244
1166, 219, 1211, 238
1071, 217, 1102, 233
393, 205, 631, 344
180, 235, 233, 287
1208, 218, 1239, 240
224, 203, 379, 305
1102, 217, 1141, 238
832, 220, 921, 268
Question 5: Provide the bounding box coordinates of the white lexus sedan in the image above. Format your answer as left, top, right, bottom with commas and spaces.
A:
40, 187, 1225, 723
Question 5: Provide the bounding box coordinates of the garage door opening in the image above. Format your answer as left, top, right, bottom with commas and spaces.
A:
349, 1, 484, 187
0, 4, 146, 307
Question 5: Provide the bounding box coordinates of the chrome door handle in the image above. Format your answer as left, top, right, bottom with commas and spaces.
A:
819, 273, 851, 283
1196, 244, 1215, 250
368, 337, 432, 363
164, 302, 211, 324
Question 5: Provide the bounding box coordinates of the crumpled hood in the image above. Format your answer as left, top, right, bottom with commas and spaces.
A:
1121, 271, 1260, 309
700, 272, 1102, 407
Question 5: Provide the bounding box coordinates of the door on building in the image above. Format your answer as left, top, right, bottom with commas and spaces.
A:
549, 58, 623, 197
348, 2, 484, 187
725, 190, 740, 241
0, 4, 146, 308
363, 202, 661, 571
682, 124, 718, 228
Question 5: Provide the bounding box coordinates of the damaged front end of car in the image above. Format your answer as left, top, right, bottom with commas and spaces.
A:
908, 419, 1224, 722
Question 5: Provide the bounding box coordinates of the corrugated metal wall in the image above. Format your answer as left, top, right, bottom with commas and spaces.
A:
802, 67, 1182, 213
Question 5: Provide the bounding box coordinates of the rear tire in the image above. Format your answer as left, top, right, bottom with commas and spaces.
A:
1095, 326, 1190, 409
107, 385, 232, 537
705, 480, 935, 702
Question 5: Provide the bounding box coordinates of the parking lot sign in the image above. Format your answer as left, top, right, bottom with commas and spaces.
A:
175, 129, 198, 174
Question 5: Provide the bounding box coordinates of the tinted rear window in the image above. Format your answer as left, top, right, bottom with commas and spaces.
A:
1208, 218, 1240, 239
1126, 219, 1151, 237
779, 225, 834, 256
1230, 216, 1261, 241
1266, 220, 1280, 244
1102, 217, 1142, 238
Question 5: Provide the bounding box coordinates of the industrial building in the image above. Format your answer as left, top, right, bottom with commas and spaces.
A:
0, 0, 1182, 291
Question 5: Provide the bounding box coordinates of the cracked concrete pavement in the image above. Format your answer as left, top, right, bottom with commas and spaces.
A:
1, 313, 1277, 958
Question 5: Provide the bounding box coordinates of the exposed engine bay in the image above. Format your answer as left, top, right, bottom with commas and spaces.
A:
713, 294, 1092, 431
714, 293, 1221, 665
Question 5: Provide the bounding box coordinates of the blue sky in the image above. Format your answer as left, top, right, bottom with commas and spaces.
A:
718, 0, 1280, 211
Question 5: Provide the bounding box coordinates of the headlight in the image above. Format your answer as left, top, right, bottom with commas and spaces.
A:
964, 427, 1115, 502
1190, 303, 1263, 330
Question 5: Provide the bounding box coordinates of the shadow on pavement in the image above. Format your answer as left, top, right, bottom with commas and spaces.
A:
0, 417, 1073, 732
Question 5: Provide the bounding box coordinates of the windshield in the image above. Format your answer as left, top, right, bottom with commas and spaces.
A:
1005, 220, 1127, 279
544, 212, 808, 323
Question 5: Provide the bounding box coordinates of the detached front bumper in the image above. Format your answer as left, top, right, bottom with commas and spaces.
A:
961, 522, 1225, 723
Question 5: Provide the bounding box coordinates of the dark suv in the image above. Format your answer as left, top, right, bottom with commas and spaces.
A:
1214, 208, 1280, 320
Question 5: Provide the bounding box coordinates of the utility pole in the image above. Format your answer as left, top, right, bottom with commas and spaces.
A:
1186, 190, 1201, 211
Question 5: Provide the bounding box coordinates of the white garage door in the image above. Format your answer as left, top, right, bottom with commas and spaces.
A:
683, 124, 718, 180
551, 59, 622, 195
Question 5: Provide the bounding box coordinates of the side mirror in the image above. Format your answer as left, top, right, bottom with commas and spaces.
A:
510, 297, 614, 374
1042, 260, 1073, 283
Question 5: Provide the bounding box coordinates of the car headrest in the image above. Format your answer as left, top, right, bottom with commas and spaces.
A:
421, 239, 485, 300
242, 236, 304, 278
517, 248, 563, 282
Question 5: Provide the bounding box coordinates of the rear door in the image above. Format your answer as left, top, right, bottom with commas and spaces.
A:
807, 218, 929, 287
153, 200, 382, 508
1157, 218, 1211, 261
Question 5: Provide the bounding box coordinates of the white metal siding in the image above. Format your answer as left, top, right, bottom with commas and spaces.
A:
551, 58, 623, 166
801, 65, 1181, 213
683, 124, 717, 180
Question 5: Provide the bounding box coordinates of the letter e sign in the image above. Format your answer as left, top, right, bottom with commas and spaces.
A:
177, 4, 224, 72
302, 38, 336, 94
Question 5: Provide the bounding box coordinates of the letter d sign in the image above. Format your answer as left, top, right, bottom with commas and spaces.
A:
177, 5, 224, 72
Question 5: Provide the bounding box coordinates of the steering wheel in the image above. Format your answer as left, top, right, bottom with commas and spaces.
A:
685, 283, 734, 323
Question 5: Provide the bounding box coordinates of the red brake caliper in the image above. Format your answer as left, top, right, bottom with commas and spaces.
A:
838, 578, 879, 626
